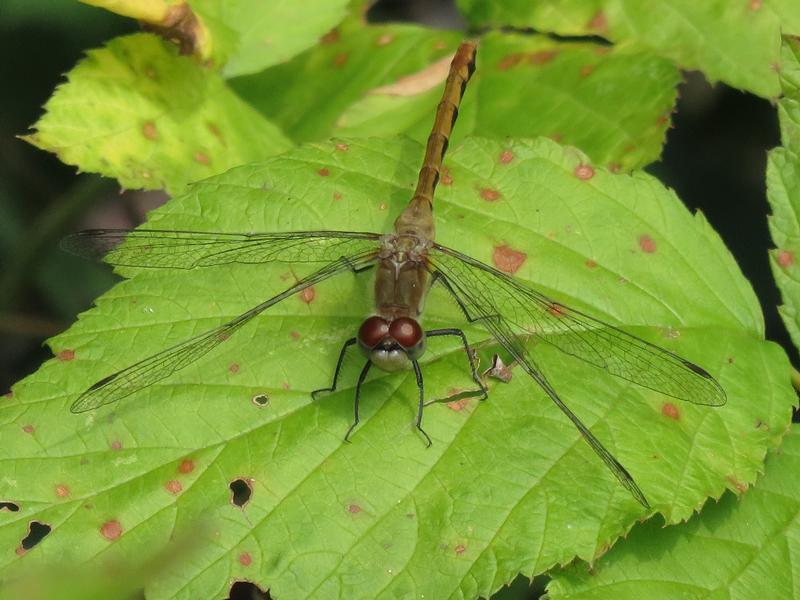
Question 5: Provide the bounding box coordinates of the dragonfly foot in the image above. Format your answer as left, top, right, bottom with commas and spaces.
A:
311, 388, 332, 401
416, 425, 433, 448
344, 421, 359, 442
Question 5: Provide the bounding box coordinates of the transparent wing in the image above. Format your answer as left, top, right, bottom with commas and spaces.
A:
430, 244, 726, 407
71, 251, 378, 412
61, 229, 382, 269
430, 244, 726, 508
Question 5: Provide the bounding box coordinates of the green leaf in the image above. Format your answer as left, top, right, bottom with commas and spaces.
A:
335, 31, 680, 171
189, 0, 351, 77
458, 0, 800, 98
547, 424, 800, 599
768, 38, 800, 350
456, 0, 603, 34
23, 33, 292, 195
2, 137, 791, 598
230, 23, 462, 143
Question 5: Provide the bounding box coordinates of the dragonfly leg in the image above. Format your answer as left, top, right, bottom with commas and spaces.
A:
344, 360, 372, 442
311, 337, 357, 400
431, 270, 487, 325
411, 359, 433, 447
426, 328, 488, 402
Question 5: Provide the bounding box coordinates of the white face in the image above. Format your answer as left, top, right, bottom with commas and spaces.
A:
368, 347, 411, 372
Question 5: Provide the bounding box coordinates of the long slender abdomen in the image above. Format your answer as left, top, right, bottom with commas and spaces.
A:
394, 41, 477, 240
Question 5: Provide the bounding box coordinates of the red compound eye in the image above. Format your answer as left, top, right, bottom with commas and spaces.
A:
358, 316, 390, 348
389, 317, 423, 349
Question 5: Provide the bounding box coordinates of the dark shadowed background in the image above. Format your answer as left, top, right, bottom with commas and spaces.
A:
0, 1, 788, 598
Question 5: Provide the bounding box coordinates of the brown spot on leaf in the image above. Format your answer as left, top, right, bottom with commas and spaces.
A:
142, 122, 158, 140
207, 122, 225, 144
318, 167, 330, 177
347, 503, 362, 514
320, 28, 339, 44
100, 520, 123, 541
656, 111, 671, 126
530, 50, 558, 65
178, 459, 195, 474
662, 402, 680, 420
497, 53, 523, 70
55, 484, 71, 498
608, 162, 621, 173
777, 249, 794, 267
289, 331, 301, 340
447, 398, 469, 412
726, 475, 748, 493
499, 150, 514, 164
549, 133, 563, 143
749, 0, 762, 9
587, 11, 608, 33
335, 143, 349, 152
441, 168, 453, 185
239, 552, 253, 566
498, 50, 558, 70
375, 33, 394, 46
15, 547, 26, 556
454, 544, 466, 555
110, 440, 122, 451
585, 259, 598, 269
580, 64, 595, 77
547, 303, 566, 318
333, 52, 348, 68
22, 424, 34, 434
299, 287, 316, 303
165, 480, 183, 495
229, 363, 240, 374
480, 188, 501, 201
333, 191, 343, 200
574, 164, 595, 180
492, 244, 527, 274
638, 235, 657, 253
194, 151, 210, 165
57, 349, 75, 362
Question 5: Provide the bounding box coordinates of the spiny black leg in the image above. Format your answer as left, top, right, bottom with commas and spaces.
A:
344, 360, 372, 442
426, 328, 488, 402
312, 337, 357, 400
411, 359, 432, 447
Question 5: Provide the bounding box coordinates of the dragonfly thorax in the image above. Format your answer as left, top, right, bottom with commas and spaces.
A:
358, 315, 426, 372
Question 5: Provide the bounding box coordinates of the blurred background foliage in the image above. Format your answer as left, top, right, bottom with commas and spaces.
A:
0, 1, 788, 597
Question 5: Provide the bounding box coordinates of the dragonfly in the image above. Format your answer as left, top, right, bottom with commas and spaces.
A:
63, 41, 725, 508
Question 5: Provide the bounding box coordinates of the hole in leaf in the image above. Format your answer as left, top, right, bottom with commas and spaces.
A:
251, 394, 269, 408
228, 581, 270, 600
229, 478, 252, 508
0, 502, 20, 512
21, 521, 51, 550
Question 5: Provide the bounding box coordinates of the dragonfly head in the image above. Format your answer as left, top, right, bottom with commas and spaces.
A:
358, 316, 426, 372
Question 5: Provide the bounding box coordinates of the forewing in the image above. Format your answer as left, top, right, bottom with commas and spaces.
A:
61, 229, 382, 269
429, 244, 726, 407
71, 252, 378, 412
